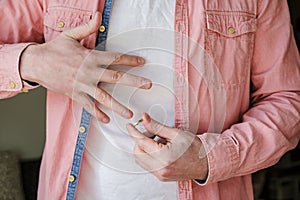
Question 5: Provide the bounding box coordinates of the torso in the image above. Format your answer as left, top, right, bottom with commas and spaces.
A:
76, 0, 178, 199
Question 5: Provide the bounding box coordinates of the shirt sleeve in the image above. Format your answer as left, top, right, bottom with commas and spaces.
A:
198, 0, 300, 184
0, 0, 44, 99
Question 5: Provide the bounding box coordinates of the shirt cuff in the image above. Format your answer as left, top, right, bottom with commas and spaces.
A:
197, 132, 239, 185
0, 43, 38, 92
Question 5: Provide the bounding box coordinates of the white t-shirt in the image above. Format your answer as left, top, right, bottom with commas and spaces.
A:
76, 0, 177, 199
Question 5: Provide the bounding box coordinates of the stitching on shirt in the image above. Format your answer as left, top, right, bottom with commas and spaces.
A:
206, 10, 256, 17
46, 5, 93, 14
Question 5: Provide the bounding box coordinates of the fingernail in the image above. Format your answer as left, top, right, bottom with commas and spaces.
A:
125, 110, 133, 119
143, 113, 151, 123
102, 117, 110, 123
141, 79, 152, 89
137, 57, 145, 64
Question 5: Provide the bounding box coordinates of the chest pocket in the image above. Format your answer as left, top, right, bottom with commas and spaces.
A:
205, 11, 256, 89
44, 7, 93, 42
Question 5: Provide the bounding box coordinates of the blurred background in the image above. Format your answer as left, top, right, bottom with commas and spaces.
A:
0, 1, 299, 200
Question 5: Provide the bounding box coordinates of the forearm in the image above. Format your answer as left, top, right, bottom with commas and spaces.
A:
0, 0, 44, 98
199, 91, 300, 184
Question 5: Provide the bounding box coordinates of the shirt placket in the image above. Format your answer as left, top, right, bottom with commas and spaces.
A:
174, 0, 193, 200
66, 0, 113, 199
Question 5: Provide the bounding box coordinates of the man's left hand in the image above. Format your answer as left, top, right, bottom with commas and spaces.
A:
126, 113, 208, 181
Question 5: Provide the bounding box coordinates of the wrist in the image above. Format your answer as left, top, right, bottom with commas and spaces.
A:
19, 44, 40, 84
196, 137, 209, 180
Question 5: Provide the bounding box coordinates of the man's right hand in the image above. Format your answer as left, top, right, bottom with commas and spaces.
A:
19, 12, 152, 123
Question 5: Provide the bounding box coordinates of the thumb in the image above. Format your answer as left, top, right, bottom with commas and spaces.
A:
126, 123, 160, 153
63, 12, 102, 41
142, 113, 177, 141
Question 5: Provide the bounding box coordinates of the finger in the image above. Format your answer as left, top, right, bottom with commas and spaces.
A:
142, 131, 156, 139
142, 113, 178, 141
63, 12, 101, 41
87, 87, 133, 119
97, 69, 152, 89
77, 93, 110, 123
126, 123, 162, 154
133, 145, 170, 175
110, 53, 146, 66
133, 146, 156, 172
92, 51, 148, 69
128, 124, 175, 173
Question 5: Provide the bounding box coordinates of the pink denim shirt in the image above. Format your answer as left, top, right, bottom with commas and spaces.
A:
1, 0, 300, 199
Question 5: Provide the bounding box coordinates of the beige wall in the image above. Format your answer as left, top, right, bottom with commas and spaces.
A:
0, 87, 46, 160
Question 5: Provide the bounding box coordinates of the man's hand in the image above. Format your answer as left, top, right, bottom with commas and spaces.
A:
19, 12, 152, 123
126, 113, 208, 181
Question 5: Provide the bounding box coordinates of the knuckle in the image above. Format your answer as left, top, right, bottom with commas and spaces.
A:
152, 122, 162, 134
157, 170, 170, 182
135, 77, 145, 87
85, 102, 98, 117
157, 176, 166, 182
113, 54, 122, 64
97, 91, 108, 104
84, 102, 93, 113
111, 71, 123, 81
161, 168, 171, 177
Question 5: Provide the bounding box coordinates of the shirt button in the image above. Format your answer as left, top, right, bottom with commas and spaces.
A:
9, 81, 16, 89
69, 175, 76, 183
178, 23, 182, 32
228, 27, 236, 34
79, 126, 86, 134
178, 74, 185, 86
99, 25, 106, 33
57, 21, 65, 28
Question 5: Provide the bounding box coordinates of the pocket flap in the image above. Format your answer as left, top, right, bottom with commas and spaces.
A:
206, 11, 256, 38
44, 7, 93, 31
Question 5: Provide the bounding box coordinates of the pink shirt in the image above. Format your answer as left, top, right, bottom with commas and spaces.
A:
1, 0, 300, 199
